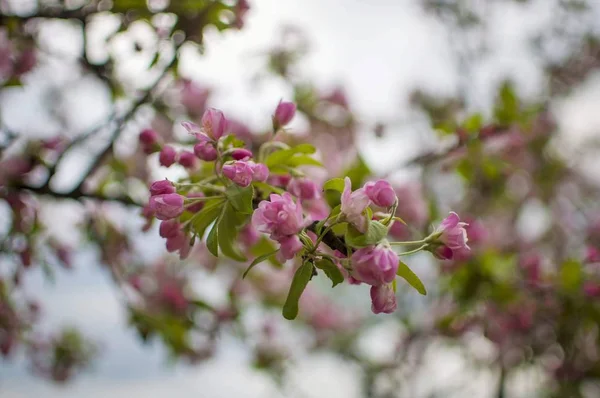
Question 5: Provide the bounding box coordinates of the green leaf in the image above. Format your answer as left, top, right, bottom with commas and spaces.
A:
282, 261, 314, 320
560, 259, 582, 293
243, 249, 280, 278
315, 258, 344, 287
217, 204, 247, 261
463, 113, 483, 133
345, 221, 388, 248
323, 178, 345, 192
265, 144, 316, 168
494, 81, 519, 125
396, 260, 427, 295
286, 155, 323, 168
253, 181, 285, 195
342, 155, 371, 190
225, 184, 254, 214
206, 223, 219, 257
191, 199, 224, 238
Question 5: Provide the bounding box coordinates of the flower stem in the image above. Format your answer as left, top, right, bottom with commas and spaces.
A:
398, 244, 428, 256
389, 239, 428, 246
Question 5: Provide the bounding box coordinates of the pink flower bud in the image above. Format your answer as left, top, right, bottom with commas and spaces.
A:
139, 129, 159, 145
194, 141, 217, 161
364, 180, 396, 207
166, 231, 187, 252
277, 235, 303, 261
585, 246, 600, 263
583, 281, 600, 298
433, 245, 453, 260
287, 178, 320, 200
186, 192, 205, 213
268, 174, 292, 187
222, 161, 254, 187
150, 179, 175, 196
273, 101, 296, 128
15, 49, 36, 76
201, 108, 228, 140
351, 244, 398, 286
159, 220, 180, 238
370, 284, 397, 314
252, 193, 308, 239
250, 162, 269, 182
180, 79, 209, 116
178, 150, 197, 169
159, 145, 177, 167
340, 177, 371, 232
435, 212, 470, 253
149, 194, 184, 220
231, 148, 253, 160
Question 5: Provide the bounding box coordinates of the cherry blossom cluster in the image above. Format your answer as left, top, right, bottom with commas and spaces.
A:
141, 101, 471, 318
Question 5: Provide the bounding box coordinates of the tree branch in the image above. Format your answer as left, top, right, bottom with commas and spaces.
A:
10, 183, 140, 206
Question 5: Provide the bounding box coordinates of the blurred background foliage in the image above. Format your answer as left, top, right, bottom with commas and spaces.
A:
2, 0, 600, 397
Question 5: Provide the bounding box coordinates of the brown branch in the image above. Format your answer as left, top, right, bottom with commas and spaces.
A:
10, 183, 140, 206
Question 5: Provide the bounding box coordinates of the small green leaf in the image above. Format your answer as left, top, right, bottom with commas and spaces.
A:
191, 199, 224, 238
225, 184, 254, 214
217, 204, 247, 261
342, 155, 371, 190
315, 258, 344, 287
282, 261, 314, 320
286, 155, 323, 168
345, 221, 388, 248
560, 259, 582, 293
463, 113, 483, 133
323, 178, 345, 192
206, 223, 219, 257
253, 181, 285, 195
243, 249, 280, 278
265, 144, 317, 167
396, 260, 426, 295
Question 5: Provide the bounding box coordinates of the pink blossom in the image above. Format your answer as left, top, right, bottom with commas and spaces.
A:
277, 235, 304, 261
249, 162, 269, 182
150, 180, 175, 196
364, 180, 396, 207
273, 101, 296, 128
585, 246, 600, 263
178, 150, 197, 169
231, 148, 253, 160
267, 174, 291, 188
435, 212, 470, 252
165, 230, 191, 260
252, 193, 307, 239
304, 197, 330, 221
201, 108, 228, 140
139, 129, 160, 154
239, 223, 260, 248
340, 177, 371, 232
186, 192, 205, 213
389, 182, 428, 239
159, 145, 177, 167
149, 194, 184, 220
433, 245, 454, 260
583, 281, 600, 298
193, 141, 218, 162
370, 284, 397, 314
14, 48, 36, 76
222, 161, 254, 187
180, 79, 209, 116
159, 220, 180, 238
350, 244, 399, 286
288, 178, 320, 200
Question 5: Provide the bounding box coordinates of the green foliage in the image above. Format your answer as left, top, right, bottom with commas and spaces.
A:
243, 249, 280, 279
560, 259, 583, 293
323, 178, 345, 192
191, 199, 224, 238
282, 261, 314, 320
217, 203, 247, 261
225, 184, 254, 214
494, 81, 520, 125
396, 260, 427, 295
342, 155, 371, 190
315, 258, 344, 287
264, 144, 322, 173
344, 221, 389, 248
